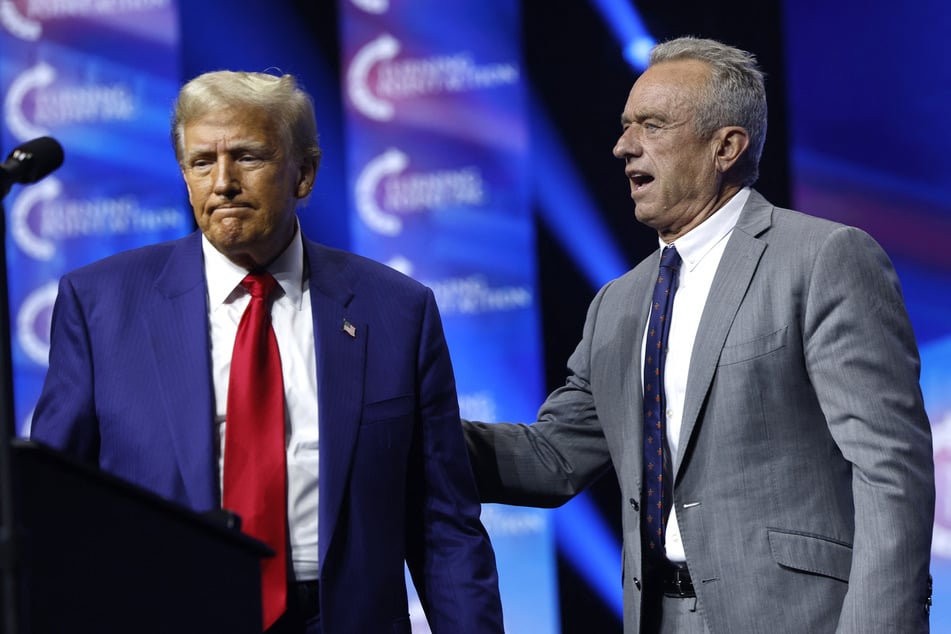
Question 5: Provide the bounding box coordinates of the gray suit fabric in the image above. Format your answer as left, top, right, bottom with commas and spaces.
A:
465, 190, 934, 633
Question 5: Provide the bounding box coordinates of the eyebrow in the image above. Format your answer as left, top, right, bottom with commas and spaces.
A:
184, 140, 272, 161
622, 109, 671, 126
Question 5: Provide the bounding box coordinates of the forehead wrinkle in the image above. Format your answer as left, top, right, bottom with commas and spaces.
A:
626, 86, 698, 131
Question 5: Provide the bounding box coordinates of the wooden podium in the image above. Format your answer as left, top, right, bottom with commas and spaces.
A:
2, 440, 269, 634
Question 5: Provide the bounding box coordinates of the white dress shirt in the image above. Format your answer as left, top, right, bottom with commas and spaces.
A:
204, 225, 321, 580
641, 188, 749, 562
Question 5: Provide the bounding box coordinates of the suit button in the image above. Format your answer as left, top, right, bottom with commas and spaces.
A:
629, 497, 639, 511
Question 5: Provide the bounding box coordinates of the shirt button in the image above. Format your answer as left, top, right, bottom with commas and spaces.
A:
629, 497, 639, 511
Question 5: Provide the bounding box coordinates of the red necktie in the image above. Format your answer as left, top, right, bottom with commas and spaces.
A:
223, 272, 288, 630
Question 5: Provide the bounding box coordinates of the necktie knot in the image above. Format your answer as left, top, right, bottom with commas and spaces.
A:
660, 244, 681, 271
241, 272, 278, 301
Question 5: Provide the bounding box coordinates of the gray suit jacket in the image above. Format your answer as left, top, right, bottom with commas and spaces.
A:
465, 190, 934, 633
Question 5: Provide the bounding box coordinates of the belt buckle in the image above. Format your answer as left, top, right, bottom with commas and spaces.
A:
673, 567, 687, 596
667, 564, 693, 598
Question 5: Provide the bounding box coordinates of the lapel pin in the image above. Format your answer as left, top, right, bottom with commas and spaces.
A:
342, 319, 357, 338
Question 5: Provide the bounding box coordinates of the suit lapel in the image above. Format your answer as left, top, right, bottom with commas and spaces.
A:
675, 192, 772, 478
304, 241, 364, 574
623, 258, 659, 473
144, 232, 218, 509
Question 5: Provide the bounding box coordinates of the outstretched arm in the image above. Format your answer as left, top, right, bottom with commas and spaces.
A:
463, 284, 616, 507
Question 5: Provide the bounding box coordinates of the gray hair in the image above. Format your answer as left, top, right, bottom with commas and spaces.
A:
170, 70, 321, 168
650, 36, 767, 187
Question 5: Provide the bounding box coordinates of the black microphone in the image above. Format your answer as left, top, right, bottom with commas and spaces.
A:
1, 136, 65, 197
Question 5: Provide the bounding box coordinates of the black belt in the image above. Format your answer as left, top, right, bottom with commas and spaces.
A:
657, 563, 695, 598
295, 579, 321, 620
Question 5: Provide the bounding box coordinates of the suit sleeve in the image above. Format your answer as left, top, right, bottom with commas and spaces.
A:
30, 275, 101, 462
463, 285, 614, 507
404, 289, 504, 634
804, 226, 934, 632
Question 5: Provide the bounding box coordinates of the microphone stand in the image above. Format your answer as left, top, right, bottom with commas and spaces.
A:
0, 192, 24, 634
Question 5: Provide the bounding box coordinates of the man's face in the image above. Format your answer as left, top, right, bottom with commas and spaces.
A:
613, 59, 724, 241
181, 105, 315, 269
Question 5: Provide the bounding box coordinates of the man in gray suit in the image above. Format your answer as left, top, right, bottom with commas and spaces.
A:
464, 36, 934, 633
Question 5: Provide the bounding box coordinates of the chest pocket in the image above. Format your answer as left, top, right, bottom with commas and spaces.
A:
362, 394, 414, 426
718, 326, 787, 366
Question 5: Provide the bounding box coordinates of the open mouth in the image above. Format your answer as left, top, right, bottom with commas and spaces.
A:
630, 172, 654, 190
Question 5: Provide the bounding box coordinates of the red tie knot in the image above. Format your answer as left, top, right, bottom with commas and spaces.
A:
241, 272, 278, 300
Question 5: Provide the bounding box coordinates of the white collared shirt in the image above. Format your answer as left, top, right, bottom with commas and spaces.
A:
204, 225, 320, 580
641, 187, 749, 562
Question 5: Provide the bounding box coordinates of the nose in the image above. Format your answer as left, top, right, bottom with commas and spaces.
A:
212, 156, 240, 195
613, 126, 640, 159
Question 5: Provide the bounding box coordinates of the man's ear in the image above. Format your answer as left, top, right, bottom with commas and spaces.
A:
296, 157, 319, 199
713, 126, 750, 174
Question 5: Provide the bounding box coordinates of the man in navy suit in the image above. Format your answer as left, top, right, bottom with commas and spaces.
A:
30, 70, 504, 634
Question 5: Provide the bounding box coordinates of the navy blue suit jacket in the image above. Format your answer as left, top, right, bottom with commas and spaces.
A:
31, 230, 503, 633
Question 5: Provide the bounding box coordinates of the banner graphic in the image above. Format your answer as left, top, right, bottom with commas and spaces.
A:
1, 0, 187, 434
339, 1, 558, 632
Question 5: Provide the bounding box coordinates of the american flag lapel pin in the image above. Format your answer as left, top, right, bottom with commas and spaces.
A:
342, 319, 357, 338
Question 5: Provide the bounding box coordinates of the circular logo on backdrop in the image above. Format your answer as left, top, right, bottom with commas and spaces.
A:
17, 280, 58, 367
355, 147, 408, 235
11, 176, 61, 260
4, 61, 56, 141
346, 33, 401, 121
0, 0, 42, 41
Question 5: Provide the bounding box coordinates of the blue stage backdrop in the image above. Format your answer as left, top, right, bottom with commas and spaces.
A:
339, 1, 557, 632
8, 1, 947, 631
783, 1, 951, 627
0, 0, 189, 436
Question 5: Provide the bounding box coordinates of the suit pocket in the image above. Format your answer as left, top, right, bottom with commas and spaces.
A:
718, 326, 787, 366
362, 394, 414, 426
767, 528, 852, 582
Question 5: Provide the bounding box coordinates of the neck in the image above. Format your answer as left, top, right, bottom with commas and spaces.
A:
658, 184, 743, 243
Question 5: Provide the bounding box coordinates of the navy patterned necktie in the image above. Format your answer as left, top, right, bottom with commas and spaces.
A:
643, 244, 681, 556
